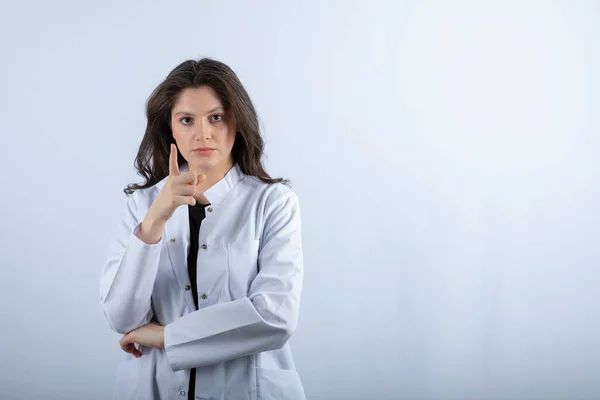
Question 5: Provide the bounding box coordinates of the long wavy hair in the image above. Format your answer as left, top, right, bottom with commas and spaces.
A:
124, 58, 287, 195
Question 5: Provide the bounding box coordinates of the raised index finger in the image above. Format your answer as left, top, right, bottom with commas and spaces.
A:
169, 144, 180, 176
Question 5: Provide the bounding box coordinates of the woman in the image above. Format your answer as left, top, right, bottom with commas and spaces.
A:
99, 58, 305, 400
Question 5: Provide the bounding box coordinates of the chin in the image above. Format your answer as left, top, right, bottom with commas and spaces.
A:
190, 162, 215, 171
190, 161, 217, 171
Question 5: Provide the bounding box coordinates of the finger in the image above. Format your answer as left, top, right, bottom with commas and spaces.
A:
131, 345, 142, 358
173, 170, 198, 185
120, 336, 143, 358
173, 195, 196, 206
174, 185, 196, 197
119, 335, 131, 352
123, 343, 135, 354
120, 332, 136, 349
124, 343, 142, 358
169, 144, 180, 176
123, 343, 134, 353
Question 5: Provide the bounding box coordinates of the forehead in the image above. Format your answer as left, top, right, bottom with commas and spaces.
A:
173, 86, 223, 111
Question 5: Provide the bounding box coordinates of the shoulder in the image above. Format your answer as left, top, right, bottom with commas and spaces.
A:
124, 181, 162, 217
241, 176, 300, 211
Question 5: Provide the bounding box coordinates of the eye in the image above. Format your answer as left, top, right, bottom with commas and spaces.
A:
210, 114, 223, 123
180, 117, 193, 125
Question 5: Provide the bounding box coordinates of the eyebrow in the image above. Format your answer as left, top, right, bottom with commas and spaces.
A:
174, 106, 224, 116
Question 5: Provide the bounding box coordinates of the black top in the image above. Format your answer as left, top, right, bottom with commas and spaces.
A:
186, 201, 210, 400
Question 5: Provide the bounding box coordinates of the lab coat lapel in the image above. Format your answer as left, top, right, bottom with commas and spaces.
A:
157, 162, 243, 313
162, 168, 195, 311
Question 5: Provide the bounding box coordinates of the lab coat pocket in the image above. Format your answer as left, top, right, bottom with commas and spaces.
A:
113, 355, 153, 400
228, 239, 260, 298
256, 367, 306, 400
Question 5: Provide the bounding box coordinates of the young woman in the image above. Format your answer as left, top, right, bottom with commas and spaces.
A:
99, 58, 305, 400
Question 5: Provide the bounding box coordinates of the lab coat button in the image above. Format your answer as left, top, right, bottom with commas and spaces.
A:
200, 294, 208, 300
207, 207, 213, 212
201, 243, 207, 249
184, 285, 191, 291
179, 390, 186, 396
170, 238, 176, 243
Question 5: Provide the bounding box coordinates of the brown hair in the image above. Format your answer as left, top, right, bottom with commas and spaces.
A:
124, 58, 287, 194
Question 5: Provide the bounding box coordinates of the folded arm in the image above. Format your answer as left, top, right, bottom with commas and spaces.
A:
100, 192, 162, 334
164, 192, 304, 370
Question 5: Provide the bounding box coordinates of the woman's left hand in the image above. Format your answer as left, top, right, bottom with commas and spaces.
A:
119, 321, 165, 358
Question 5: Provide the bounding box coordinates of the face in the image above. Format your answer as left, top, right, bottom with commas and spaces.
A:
171, 86, 237, 174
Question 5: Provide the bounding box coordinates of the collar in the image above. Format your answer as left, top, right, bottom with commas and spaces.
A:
156, 163, 245, 206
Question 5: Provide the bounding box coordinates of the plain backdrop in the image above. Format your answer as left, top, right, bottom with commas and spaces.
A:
0, 1, 599, 399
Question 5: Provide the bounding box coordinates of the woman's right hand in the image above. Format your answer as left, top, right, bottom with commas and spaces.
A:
148, 143, 205, 222
137, 144, 204, 244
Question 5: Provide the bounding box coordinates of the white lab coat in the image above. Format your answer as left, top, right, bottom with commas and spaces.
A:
99, 163, 306, 400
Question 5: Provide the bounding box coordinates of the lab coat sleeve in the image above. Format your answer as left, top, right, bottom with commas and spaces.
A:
163, 191, 303, 371
99, 191, 162, 334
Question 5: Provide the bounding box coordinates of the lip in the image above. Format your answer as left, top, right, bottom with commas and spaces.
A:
192, 147, 215, 154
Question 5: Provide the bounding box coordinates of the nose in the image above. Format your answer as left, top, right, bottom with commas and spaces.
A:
194, 122, 211, 141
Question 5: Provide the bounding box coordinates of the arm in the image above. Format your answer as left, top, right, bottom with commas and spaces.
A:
99, 191, 163, 334
163, 191, 304, 371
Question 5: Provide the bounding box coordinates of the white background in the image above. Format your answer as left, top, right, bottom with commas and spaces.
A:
0, 1, 598, 399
